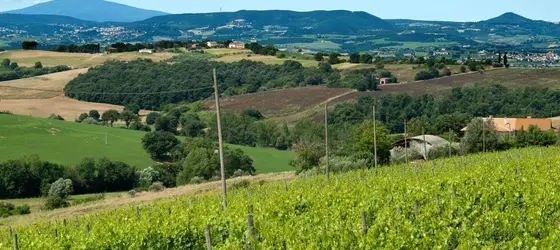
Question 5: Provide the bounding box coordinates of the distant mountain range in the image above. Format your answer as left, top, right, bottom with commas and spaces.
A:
1, 3, 560, 53
4, 0, 167, 22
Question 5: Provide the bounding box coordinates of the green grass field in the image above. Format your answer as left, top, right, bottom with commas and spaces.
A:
0, 114, 295, 173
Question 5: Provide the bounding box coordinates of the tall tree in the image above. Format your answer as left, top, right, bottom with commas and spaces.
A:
120, 111, 139, 128
101, 109, 120, 127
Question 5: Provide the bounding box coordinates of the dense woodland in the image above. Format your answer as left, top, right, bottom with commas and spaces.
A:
64, 58, 378, 109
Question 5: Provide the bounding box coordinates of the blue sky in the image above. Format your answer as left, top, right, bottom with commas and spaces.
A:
1, 0, 559, 22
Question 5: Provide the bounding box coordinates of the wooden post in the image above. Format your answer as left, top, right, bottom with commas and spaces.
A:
373, 104, 378, 169
404, 120, 409, 167
436, 194, 441, 214
86, 225, 90, 237
13, 234, 18, 250
414, 200, 419, 217
325, 103, 330, 182
136, 206, 140, 218
213, 68, 227, 211
422, 128, 428, 161
205, 224, 212, 250
452, 186, 457, 199
283, 241, 287, 250
361, 211, 368, 235
54, 229, 58, 243
8, 227, 12, 237
247, 215, 255, 240
248, 204, 253, 215
63, 219, 66, 227
284, 181, 288, 192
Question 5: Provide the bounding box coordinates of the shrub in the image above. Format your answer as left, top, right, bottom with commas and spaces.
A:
128, 190, 137, 197
232, 169, 247, 178
148, 182, 165, 192
44, 196, 70, 210
48, 178, 73, 199
48, 113, 64, 120
0, 203, 31, 217
81, 117, 102, 125
427, 143, 461, 160
230, 180, 250, 190
391, 147, 423, 164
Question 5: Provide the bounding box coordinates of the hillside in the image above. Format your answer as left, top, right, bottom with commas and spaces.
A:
2, 147, 560, 247
136, 10, 393, 35
0, 114, 295, 173
5, 0, 167, 22
482, 12, 541, 25
210, 68, 560, 122
0, 13, 92, 25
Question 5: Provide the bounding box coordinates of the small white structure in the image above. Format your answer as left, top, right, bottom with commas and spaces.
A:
139, 49, 155, 54
228, 42, 245, 49
207, 41, 218, 47
392, 135, 449, 160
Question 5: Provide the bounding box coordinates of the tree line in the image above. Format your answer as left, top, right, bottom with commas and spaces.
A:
64, 58, 383, 110
0, 58, 71, 82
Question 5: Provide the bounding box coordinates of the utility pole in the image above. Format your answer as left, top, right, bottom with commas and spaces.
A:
213, 68, 227, 211
325, 103, 330, 182
404, 119, 409, 167
105, 133, 108, 146
448, 129, 452, 158
373, 104, 378, 168
422, 127, 428, 161
482, 118, 486, 153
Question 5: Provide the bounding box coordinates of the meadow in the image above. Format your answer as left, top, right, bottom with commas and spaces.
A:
0, 114, 295, 173
1, 146, 559, 249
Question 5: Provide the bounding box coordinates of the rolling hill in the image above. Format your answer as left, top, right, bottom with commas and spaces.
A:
5, 0, 167, 22
0, 114, 295, 173
136, 10, 393, 34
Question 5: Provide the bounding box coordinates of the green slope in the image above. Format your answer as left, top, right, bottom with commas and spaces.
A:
0, 114, 294, 173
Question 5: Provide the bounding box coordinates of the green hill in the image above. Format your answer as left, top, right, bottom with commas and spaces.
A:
0, 114, 294, 173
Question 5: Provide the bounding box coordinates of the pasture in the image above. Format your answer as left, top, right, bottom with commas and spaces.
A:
0, 114, 295, 173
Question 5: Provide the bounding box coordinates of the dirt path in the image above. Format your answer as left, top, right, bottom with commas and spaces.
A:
0, 172, 296, 227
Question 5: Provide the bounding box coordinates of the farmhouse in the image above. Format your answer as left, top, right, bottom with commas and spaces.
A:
392, 135, 449, 160
207, 41, 218, 47
461, 117, 553, 133
139, 48, 155, 54
228, 42, 246, 49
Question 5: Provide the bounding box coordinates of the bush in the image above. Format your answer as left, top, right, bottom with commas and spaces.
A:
44, 196, 70, 210
0, 203, 30, 217
48, 178, 73, 198
230, 180, 251, 190
391, 147, 423, 164
81, 117, 103, 125
48, 113, 64, 120
128, 190, 137, 197
427, 143, 461, 160
148, 182, 165, 192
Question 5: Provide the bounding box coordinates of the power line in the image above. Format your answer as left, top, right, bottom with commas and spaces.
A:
0, 85, 214, 95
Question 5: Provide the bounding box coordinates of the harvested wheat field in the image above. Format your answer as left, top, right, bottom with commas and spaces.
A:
0, 50, 177, 68
0, 95, 151, 120
0, 68, 88, 99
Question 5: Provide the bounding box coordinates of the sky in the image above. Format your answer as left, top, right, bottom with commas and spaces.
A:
1, 0, 559, 22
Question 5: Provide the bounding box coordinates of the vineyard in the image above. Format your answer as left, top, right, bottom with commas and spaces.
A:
2, 147, 560, 249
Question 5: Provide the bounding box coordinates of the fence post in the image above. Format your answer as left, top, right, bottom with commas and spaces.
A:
435, 194, 441, 214
63, 219, 67, 227
136, 206, 140, 218
248, 214, 255, 241
205, 224, 212, 250
86, 224, 90, 237
361, 211, 368, 235
8, 227, 12, 237
54, 229, 58, 244
248, 204, 253, 215
414, 200, 419, 217
452, 186, 457, 199
284, 181, 288, 192
13, 234, 18, 250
